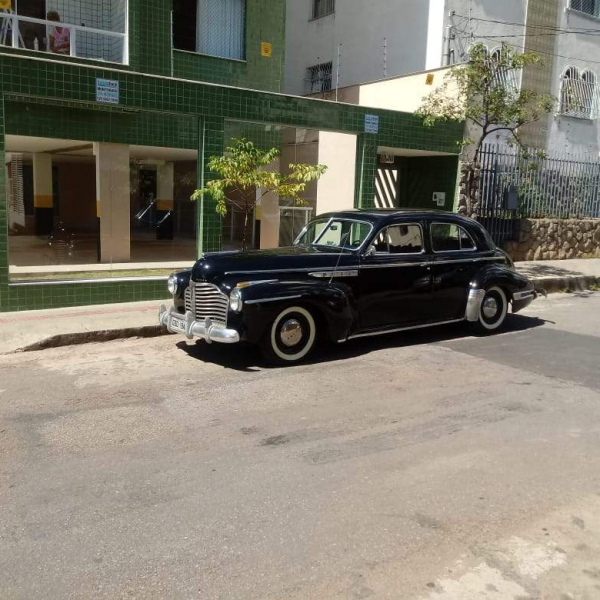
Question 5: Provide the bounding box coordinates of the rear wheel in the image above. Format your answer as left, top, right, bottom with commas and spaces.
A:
260, 306, 317, 365
474, 286, 508, 333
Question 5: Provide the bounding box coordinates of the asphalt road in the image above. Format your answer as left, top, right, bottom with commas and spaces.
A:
1, 292, 600, 599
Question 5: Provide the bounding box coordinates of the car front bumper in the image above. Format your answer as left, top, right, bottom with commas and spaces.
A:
159, 305, 240, 344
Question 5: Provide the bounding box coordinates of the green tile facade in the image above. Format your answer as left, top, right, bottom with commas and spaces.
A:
0, 1, 463, 311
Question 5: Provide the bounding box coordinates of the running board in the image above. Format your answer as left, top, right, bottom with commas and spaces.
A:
343, 318, 466, 342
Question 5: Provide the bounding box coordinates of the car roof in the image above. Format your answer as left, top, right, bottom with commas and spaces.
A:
316, 209, 476, 226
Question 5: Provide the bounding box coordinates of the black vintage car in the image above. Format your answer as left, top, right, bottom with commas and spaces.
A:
159, 210, 537, 364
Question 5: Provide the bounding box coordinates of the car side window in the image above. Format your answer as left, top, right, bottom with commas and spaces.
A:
374, 224, 423, 254
431, 223, 476, 252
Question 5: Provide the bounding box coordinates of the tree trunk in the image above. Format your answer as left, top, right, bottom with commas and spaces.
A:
241, 210, 250, 251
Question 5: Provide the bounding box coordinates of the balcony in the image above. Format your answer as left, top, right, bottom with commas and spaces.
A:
0, 4, 128, 65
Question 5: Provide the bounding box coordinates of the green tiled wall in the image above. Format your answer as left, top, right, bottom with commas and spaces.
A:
1, 0, 285, 91
172, 0, 286, 92
0, 52, 463, 311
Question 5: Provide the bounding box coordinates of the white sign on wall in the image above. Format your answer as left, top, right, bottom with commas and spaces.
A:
96, 78, 120, 104
364, 114, 379, 134
433, 192, 446, 207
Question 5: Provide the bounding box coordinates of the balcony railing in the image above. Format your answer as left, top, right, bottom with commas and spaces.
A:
0, 13, 128, 64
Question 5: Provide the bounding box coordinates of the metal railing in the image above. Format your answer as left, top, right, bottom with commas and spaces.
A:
312, 0, 335, 19
570, 0, 600, 18
560, 76, 599, 119
479, 143, 600, 222
0, 12, 128, 64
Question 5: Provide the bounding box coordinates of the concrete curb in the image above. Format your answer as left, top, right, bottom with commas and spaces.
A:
529, 275, 599, 295
14, 325, 170, 354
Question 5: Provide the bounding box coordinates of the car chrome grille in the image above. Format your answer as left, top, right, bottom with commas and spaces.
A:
184, 282, 229, 327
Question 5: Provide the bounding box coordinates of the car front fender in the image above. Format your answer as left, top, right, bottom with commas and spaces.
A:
233, 280, 357, 344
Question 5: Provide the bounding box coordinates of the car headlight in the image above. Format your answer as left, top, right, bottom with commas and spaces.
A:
167, 274, 178, 295
230, 288, 243, 313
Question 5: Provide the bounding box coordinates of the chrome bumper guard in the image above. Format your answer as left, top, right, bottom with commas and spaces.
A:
159, 305, 240, 344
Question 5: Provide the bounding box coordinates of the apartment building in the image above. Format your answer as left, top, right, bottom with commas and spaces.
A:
0, 0, 462, 311
286, 0, 600, 155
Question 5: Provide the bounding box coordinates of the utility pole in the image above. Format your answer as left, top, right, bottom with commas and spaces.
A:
383, 37, 387, 78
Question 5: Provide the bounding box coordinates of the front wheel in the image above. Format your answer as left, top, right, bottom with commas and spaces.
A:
259, 306, 317, 365
473, 286, 508, 334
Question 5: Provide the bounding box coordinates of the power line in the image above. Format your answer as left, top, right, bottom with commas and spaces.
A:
455, 30, 600, 67
452, 13, 600, 35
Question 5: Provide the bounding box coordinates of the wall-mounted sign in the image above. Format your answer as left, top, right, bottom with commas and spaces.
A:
0, 0, 12, 9
380, 153, 395, 164
96, 78, 120, 105
425, 73, 435, 85
364, 114, 379, 134
432, 192, 446, 207
260, 42, 272, 57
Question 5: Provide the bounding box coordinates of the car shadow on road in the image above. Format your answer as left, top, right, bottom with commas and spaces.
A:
176, 313, 548, 372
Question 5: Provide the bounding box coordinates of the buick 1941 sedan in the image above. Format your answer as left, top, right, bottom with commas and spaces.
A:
159, 210, 538, 364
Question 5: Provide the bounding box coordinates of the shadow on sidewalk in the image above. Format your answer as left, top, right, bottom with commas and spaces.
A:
176, 313, 548, 372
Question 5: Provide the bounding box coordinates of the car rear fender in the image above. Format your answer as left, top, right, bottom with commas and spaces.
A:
466, 264, 534, 321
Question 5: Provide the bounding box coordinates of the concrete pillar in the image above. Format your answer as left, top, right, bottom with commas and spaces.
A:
156, 162, 174, 240
258, 158, 280, 249
33, 153, 53, 235
94, 142, 130, 263
316, 132, 357, 214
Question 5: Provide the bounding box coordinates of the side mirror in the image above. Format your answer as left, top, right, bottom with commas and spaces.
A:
364, 244, 377, 258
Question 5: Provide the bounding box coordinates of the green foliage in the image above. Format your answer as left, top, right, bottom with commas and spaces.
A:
417, 43, 555, 161
192, 138, 327, 219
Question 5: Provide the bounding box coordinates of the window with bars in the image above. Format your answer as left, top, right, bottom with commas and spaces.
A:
312, 0, 334, 19
560, 67, 599, 119
306, 62, 332, 94
490, 47, 521, 97
570, 0, 600, 17
172, 0, 246, 60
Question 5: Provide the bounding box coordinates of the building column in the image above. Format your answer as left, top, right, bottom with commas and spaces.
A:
94, 142, 131, 263
156, 162, 174, 240
33, 153, 54, 236
258, 158, 280, 249
354, 135, 378, 209
198, 117, 225, 254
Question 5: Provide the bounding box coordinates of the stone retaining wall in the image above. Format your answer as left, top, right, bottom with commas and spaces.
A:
503, 219, 600, 261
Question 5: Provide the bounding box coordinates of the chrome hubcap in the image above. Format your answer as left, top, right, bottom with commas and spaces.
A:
280, 319, 303, 347
482, 297, 499, 319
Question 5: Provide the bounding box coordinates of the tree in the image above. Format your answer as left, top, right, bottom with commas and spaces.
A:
417, 43, 555, 215
192, 138, 327, 250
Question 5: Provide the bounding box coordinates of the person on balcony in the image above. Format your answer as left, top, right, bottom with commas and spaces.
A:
47, 11, 70, 55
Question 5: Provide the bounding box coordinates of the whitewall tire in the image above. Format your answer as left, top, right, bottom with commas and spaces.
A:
476, 286, 508, 333
260, 306, 317, 364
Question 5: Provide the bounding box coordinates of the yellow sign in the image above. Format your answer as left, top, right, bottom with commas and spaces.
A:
425, 73, 435, 85
0, 0, 12, 9
261, 42, 273, 58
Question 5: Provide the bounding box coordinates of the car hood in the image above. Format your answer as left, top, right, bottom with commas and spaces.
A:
192, 246, 358, 283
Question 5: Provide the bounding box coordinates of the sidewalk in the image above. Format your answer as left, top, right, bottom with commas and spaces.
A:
0, 259, 598, 354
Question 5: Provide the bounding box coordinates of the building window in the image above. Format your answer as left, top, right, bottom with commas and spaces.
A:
490, 47, 521, 96
306, 62, 332, 94
560, 67, 598, 119
0, 0, 128, 63
312, 0, 335, 19
570, 0, 600, 17
173, 0, 246, 61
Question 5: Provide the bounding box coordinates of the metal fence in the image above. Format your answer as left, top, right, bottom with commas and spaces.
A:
478, 143, 600, 244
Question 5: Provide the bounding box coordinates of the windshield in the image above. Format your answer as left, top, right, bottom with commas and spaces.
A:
294, 218, 373, 250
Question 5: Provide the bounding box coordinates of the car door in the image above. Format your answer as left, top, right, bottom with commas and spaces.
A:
358, 222, 433, 330
430, 221, 480, 320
